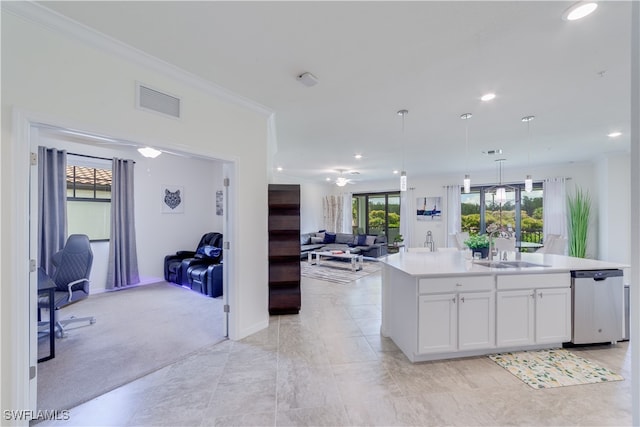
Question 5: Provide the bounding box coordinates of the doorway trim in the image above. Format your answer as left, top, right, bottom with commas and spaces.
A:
10, 107, 238, 413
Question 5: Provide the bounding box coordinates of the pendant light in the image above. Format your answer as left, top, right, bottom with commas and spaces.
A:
461, 113, 472, 193
494, 159, 507, 204
397, 109, 409, 192
522, 115, 535, 193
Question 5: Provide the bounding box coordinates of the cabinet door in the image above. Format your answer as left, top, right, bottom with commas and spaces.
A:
496, 290, 534, 347
418, 294, 457, 354
458, 291, 495, 351
535, 287, 571, 344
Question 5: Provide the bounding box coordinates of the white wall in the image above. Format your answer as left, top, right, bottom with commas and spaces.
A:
597, 152, 631, 265
2, 7, 270, 412
36, 133, 224, 293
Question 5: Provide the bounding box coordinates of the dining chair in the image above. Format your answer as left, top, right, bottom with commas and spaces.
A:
493, 237, 516, 260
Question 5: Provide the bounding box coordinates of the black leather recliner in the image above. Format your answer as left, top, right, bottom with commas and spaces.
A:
164, 232, 223, 286
187, 262, 223, 297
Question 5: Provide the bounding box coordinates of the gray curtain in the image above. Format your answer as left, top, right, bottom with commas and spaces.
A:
107, 158, 139, 288
38, 146, 67, 274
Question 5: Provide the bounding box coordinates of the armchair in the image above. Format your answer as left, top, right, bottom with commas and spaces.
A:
164, 232, 223, 286
39, 234, 95, 338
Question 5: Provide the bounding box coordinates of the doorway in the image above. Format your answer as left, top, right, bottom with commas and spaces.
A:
24, 119, 236, 411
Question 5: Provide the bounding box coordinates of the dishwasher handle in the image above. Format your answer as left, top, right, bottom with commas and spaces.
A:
571, 269, 624, 280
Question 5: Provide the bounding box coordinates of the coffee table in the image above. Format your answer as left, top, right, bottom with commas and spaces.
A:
308, 251, 364, 272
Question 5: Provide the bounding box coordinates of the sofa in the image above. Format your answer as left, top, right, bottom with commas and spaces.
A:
300, 231, 388, 259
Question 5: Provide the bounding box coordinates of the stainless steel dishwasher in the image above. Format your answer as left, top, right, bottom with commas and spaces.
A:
571, 269, 624, 344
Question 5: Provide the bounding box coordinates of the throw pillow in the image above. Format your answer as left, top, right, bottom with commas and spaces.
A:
365, 235, 376, 246
196, 245, 222, 259
356, 234, 367, 246
323, 232, 336, 244
310, 236, 324, 244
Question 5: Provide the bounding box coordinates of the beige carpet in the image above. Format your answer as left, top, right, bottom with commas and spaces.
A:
489, 349, 624, 389
301, 259, 381, 284
37, 282, 226, 411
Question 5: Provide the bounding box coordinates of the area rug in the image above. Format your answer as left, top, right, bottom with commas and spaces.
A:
489, 348, 624, 389
37, 282, 226, 411
300, 259, 381, 284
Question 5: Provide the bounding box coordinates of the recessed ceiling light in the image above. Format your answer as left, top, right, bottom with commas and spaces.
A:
276, 166, 283, 172
480, 93, 496, 102
608, 131, 622, 138
562, 1, 598, 21
393, 170, 399, 175
354, 154, 363, 159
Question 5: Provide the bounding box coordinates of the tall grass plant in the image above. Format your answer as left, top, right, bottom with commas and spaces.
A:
567, 186, 591, 258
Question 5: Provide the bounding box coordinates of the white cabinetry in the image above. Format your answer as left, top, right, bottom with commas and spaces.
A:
418, 276, 495, 354
496, 274, 571, 347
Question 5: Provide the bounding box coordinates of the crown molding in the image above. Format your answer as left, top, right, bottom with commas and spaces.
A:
2, 1, 274, 117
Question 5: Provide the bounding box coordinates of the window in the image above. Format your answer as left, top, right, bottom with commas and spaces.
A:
66, 156, 112, 241
352, 192, 400, 242
461, 183, 543, 246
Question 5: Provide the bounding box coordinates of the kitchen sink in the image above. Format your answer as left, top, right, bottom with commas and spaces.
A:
474, 260, 549, 269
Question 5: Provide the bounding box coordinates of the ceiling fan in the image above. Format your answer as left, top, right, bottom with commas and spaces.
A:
333, 169, 358, 186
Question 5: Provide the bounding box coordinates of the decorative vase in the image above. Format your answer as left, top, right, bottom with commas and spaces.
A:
473, 247, 490, 259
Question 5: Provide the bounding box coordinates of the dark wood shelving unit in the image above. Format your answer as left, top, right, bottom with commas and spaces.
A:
268, 184, 301, 314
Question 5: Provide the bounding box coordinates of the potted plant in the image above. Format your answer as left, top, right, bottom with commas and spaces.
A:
393, 234, 404, 247
567, 186, 591, 258
464, 234, 491, 259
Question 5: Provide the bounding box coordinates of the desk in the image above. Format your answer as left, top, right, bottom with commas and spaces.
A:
38, 268, 56, 362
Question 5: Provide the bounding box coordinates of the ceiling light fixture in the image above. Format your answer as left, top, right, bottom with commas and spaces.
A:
354, 153, 363, 159
397, 109, 409, 192
336, 177, 348, 187
137, 146, 162, 158
480, 93, 496, 102
461, 113, 473, 193
276, 166, 283, 172
562, 1, 598, 21
522, 115, 535, 192
492, 159, 510, 205
608, 131, 622, 138
296, 72, 319, 87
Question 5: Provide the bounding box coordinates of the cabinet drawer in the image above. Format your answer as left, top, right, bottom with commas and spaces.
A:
496, 273, 570, 290
419, 275, 494, 294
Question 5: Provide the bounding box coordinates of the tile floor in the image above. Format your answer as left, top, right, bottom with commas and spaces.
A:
40, 271, 632, 426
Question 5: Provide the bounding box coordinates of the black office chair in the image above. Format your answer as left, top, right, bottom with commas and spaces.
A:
40, 234, 95, 338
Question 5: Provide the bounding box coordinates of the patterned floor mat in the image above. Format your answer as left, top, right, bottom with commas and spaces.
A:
489, 348, 624, 389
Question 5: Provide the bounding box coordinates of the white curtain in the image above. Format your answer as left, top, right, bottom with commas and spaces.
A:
446, 185, 462, 247
543, 178, 568, 239
107, 158, 140, 288
322, 195, 343, 232
342, 192, 352, 233
399, 190, 414, 248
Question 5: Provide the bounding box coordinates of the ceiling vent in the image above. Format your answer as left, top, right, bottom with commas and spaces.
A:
136, 82, 181, 119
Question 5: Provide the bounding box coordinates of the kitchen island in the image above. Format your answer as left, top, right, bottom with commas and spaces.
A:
380, 250, 627, 362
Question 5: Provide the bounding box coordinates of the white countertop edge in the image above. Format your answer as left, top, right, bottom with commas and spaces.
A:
380, 251, 629, 278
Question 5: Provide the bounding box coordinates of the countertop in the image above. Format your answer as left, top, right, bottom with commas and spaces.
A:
380, 251, 628, 278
